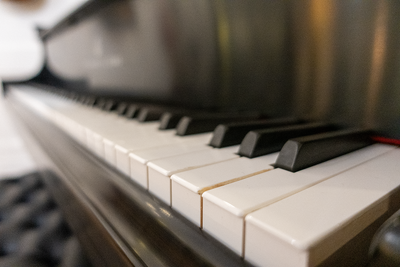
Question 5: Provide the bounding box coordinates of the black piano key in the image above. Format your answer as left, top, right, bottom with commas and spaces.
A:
159, 112, 185, 130
103, 99, 118, 111
95, 98, 106, 109
159, 110, 202, 130
78, 95, 87, 103
238, 122, 337, 158
116, 102, 128, 115
209, 117, 303, 148
274, 129, 374, 172
137, 107, 165, 122
125, 104, 141, 118
84, 96, 97, 107
68, 92, 78, 100
176, 112, 262, 136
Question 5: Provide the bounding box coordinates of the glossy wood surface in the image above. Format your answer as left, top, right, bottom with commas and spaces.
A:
37, 0, 400, 139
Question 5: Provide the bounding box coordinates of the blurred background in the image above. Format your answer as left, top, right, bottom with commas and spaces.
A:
0, 0, 87, 178
0, 0, 87, 81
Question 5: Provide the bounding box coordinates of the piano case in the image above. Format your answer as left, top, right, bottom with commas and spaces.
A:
4, 0, 400, 266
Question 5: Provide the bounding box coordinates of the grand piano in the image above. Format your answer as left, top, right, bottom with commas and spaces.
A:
4, 0, 400, 266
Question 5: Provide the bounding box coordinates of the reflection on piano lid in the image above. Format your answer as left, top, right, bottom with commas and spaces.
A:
4, 0, 400, 266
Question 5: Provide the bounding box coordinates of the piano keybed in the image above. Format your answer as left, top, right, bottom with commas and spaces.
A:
7, 84, 400, 267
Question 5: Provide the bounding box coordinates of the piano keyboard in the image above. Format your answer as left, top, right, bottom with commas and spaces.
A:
245, 149, 400, 266
8, 85, 400, 267
202, 144, 395, 255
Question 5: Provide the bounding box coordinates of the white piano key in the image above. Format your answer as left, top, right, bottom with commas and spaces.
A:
129, 142, 210, 188
114, 133, 212, 176
100, 123, 171, 148
68, 121, 86, 143
68, 111, 128, 137
170, 153, 278, 227
93, 132, 106, 156
245, 148, 400, 267
104, 138, 118, 164
202, 144, 396, 255
93, 120, 160, 138
115, 138, 175, 176
147, 145, 240, 205
12, 88, 53, 118
19, 88, 151, 154
103, 124, 173, 164
85, 128, 97, 152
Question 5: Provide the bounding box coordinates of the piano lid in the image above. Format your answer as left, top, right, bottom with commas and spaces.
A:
33, 0, 400, 140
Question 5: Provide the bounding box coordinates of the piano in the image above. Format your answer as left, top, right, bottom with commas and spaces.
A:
3, 0, 400, 266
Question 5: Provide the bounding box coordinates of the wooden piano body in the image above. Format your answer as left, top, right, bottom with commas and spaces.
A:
4, 0, 400, 266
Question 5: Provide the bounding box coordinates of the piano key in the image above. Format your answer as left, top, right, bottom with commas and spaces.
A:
90, 120, 157, 154
275, 129, 374, 172
91, 119, 160, 139
86, 105, 146, 123
160, 110, 253, 131
201, 144, 395, 255
88, 120, 159, 155
170, 153, 278, 227
114, 132, 213, 175
116, 102, 128, 115
43, 93, 195, 166
95, 97, 107, 109
209, 117, 302, 148
137, 107, 165, 122
77, 95, 87, 104
159, 109, 201, 129
147, 145, 240, 205
103, 99, 118, 111
129, 142, 211, 188
238, 122, 337, 158
67, 91, 78, 100
244, 148, 400, 267
125, 103, 141, 118
52, 108, 123, 152
92, 132, 108, 156
176, 112, 262, 136
95, 131, 150, 157
104, 124, 172, 164
115, 139, 176, 174
12, 89, 54, 119
159, 111, 187, 130
84, 96, 97, 106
